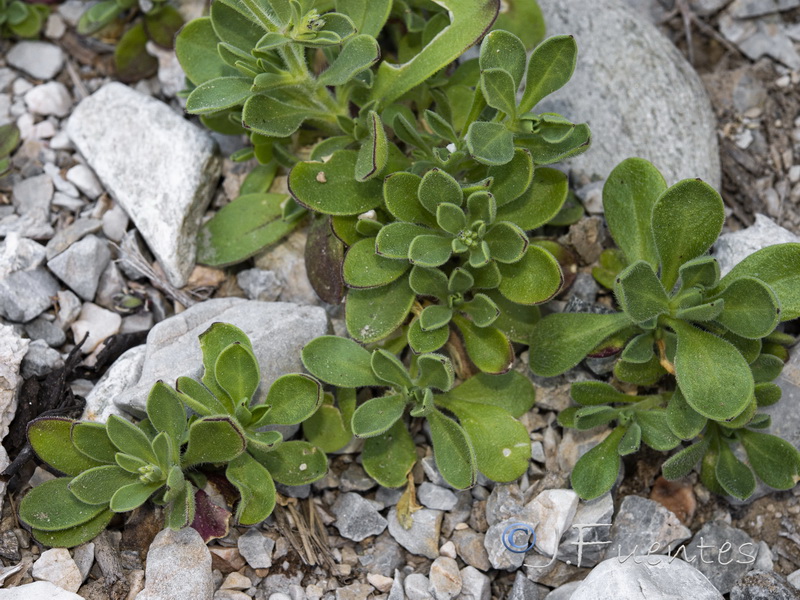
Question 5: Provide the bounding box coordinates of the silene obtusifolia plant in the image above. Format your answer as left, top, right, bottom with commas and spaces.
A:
529, 158, 800, 501
0, 0, 49, 39
19, 323, 326, 547
176, 0, 590, 373
301, 335, 535, 489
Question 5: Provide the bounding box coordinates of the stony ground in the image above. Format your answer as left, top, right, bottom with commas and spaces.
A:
1, 0, 800, 599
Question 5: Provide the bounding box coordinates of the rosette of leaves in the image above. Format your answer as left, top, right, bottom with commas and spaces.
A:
77, 0, 183, 82
0, 0, 49, 37
173, 322, 327, 524
301, 335, 535, 489
561, 340, 800, 501
19, 387, 247, 547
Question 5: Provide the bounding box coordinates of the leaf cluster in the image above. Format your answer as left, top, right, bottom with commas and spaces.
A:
301, 335, 535, 489
0, 0, 48, 39
19, 323, 325, 547
529, 158, 800, 500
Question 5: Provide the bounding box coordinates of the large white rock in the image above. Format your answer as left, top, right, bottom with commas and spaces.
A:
0, 581, 83, 599
135, 528, 213, 600
713, 213, 800, 276
66, 83, 221, 287
570, 555, 723, 599
114, 298, 328, 415
82, 345, 146, 421
538, 0, 721, 188
0, 325, 29, 442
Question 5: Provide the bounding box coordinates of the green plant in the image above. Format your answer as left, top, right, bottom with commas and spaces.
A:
77, 0, 183, 82
0, 123, 20, 177
301, 335, 535, 489
529, 158, 800, 500
177, 0, 586, 372
0, 0, 48, 38
18, 322, 326, 547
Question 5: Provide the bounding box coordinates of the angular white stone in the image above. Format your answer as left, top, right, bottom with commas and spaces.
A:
81, 345, 146, 421
66, 83, 221, 287
136, 528, 213, 600
7, 42, 64, 80
0, 581, 83, 599
0, 325, 29, 442
71, 302, 122, 353
32, 548, 83, 593
24, 82, 72, 117
713, 213, 800, 276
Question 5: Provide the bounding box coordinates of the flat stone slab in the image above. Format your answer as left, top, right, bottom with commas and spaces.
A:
66, 83, 221, 288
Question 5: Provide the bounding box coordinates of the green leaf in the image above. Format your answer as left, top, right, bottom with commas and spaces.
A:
574, 406, 618, 430
303, 405, 352, 453
465, 121, 514, 166
344, 238, 406, 290
750, 353, 784, 383
436, 203, 467, 236
755, 382, 781, 407
679, 256, 720, 291
115, 23, 158, 83
570, 381, 635, 406
258, 440, 327, 486
107, 415, 156, 463
445, 400, 530, 482
362, 420, 417, 487
27, 418, 103, 476
529, 312, 631, 376
165, 482, 195, 530
484, 222, 528, 263
570, 427, 625, 500
418, 168, 463, 214
614, 356, 666, 386
197, 193, 298, 267
199, 323, 251, 409
497, 245, 563, 305
715, 243, 800, 321
715, 276, 780, 339
290, 150, 383, 216
485, 290, 540, 343
481, 68, 517, 117
662, 439, 709, 480
741, 430, 800, 490
110, 481, 162, 512
181, 417, 246, 467
209, 0, 265, 52
69, 466, 139, 506
226, 452, 276, 524
20, 478, 108, 532
32, 510, 114, 548
439, 371, 534, 418
461, 293, 500, 328
244, 431, 282, 459
415, 354, 453, 392
408, 319, 450, 354
351, 394, 407, 437
384, 173, 436, 227
428, 408, 477, 489
369, 0, 499, 105
615, 261, 669, 324
335, 0, 391, 36
147, 382, 187, 444
375, 223, 427, 259
675, 301, 724, 323
670, 319, 754, 421
77, 0, 120, 35
425, 110, 458, 143
355, 111, 389, 182
409, 234, 453, 267
71, 422, 117, 464
185, 77, 252, 114
480, 29, 527, 87
176, 377, 230, 416
143, 5, 184, 48
370, 350, 413, 389
519, 35, 577, 113
651, 179, 724, 290
242, 94, 309, 138
258, 374, 322, 426
666, 388, 707, 440
488, 149, 534, 207
715, 442, 756, 500
302, 336, 383, 387
452, 314, 513, 374
621, 333, 655, 364
418, 305, 452, 332
346, 276, 415, 343
467, 191, 496, 225
618, 424, 642, 456
215, 342, 260, 404
636, 410, 681, 451
602, 158, 665, 268
495, 167, 568, 230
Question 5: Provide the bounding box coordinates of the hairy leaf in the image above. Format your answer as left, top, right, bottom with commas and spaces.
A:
362, 420, 417, 487
302, 336, 383, 387
570, 427, 625, 500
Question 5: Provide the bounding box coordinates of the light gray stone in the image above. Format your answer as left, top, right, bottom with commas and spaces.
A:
456, 566, 488, 600
387, 507, 442, 559
102, 204, 129, 242
32, 548, 82, 593
607, 495, 691, 558
71, 302, 122, 353
451, 528, 491, 572
0, 581, 83, 599
65, 164, 103, 199
0, 233, 46, 277
538, 0, 720, 188
558, 492, 614, 568
485, 484, 523, 526
405, 574, 433, 600
418, 482, 458, 511
82, 345, 146, 421
752, 541, 773, 572
24, 82, 71, 117
357, 532, 404, 577
254, 230, 320, 306
45, 218, 103, 261
47, 235, 110, 300
569, 555, 722, 600
67, 83, 221, 287
339, 463, 375, 492
484, 518, 528, 571
238, 268, 283, 302
429, 557, 461, 600
7, 42, 64, 79
237, 528, 275, 570
12, 174, 53, 218
728, 0, 800, 18
713, 214, 799, 276
0, 268, 59, 322
22, 339, 64, 378
388, 569, 406, 600
115, 298, 328, 415
522, 489, 579, 557
543, 581, 582, 600
25, 316, 66, 347
136, 528, 213, 600
730, 570, 799, 600
509, 572, 548, 600
71, 542, 94, 583
332, 492, 388, 542
682, 521, 755, 594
